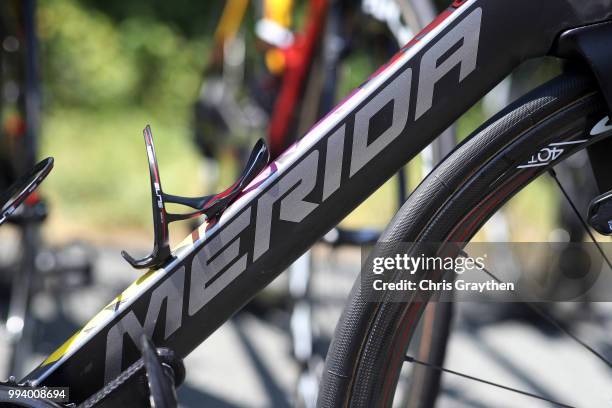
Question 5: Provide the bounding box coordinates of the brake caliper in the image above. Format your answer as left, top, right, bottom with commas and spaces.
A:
588, 190, 612, 235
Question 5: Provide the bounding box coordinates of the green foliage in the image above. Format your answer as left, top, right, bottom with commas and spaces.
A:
38, 0, 210, 114
41, 107, 201, 231
37, 0, 210, 231
38, 0, 138, 107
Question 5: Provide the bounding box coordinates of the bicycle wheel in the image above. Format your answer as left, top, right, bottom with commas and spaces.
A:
319, 69, 608, 407
396, 1, 457, 406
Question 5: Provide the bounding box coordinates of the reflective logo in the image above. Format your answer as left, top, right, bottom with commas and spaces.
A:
590, 116, 612, 136
517, 140, 587, 169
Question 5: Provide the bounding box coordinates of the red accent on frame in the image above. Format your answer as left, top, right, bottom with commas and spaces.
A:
25, 191, 40, 205
452, 0, 469, 8
267, 0, 329, 159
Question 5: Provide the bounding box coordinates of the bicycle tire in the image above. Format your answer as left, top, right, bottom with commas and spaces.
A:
319, 69, 605, 407
396, 2, 457, 406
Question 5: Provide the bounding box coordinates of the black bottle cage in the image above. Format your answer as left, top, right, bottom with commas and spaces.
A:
122, 126, 269, 270
0, 157, 53, 227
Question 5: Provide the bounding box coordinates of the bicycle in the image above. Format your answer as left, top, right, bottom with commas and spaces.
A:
4, 0, 612, 406
194, 1, 457, 406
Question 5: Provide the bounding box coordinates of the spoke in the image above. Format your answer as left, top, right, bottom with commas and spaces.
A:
548, 168, 612, 271
405, 355, 576, 408
411, 169, 612, 405
460, 250, 612, 369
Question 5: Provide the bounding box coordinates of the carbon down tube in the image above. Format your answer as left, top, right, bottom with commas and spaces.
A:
25, 0, 612, 403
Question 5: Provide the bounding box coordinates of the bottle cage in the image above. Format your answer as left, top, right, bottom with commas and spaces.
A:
122, 126, 269, 270
0, 157, 53, 227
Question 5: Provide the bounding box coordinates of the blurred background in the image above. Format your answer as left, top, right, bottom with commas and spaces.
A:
1, 0, 564, 243
1, 0, 611, 407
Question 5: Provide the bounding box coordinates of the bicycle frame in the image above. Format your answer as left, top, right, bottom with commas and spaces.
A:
24, 0, 612, 403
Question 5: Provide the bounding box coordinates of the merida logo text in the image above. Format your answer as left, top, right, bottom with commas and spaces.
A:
104, 6, 482, 383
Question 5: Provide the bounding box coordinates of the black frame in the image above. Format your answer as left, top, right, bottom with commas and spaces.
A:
23, 0, 612, 403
